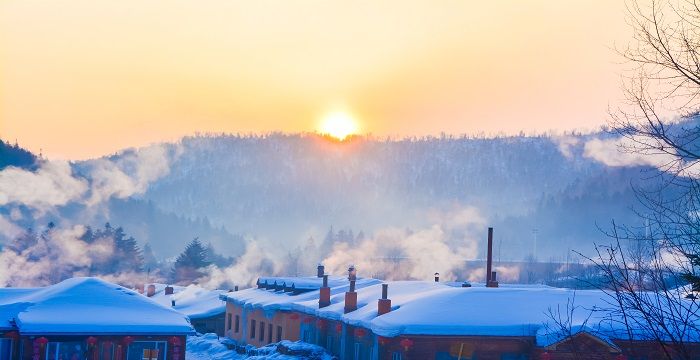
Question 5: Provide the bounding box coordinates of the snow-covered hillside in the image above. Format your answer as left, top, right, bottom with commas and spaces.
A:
130, 133, 649, 259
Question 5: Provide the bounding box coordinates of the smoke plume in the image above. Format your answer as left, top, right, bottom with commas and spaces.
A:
0, 144, 179, 286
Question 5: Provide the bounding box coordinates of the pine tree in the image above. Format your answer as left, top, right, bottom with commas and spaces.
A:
171, 238, 211, 284
115, 235, 144, 273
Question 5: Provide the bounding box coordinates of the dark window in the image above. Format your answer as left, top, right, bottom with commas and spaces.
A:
0, 339, 12, 360
235, 315, 240, 333
227, 314, 232, 331
276, 326, 283, 342
260, 322, 266, 341
250, 320, 256, 339
268, 323, 273, 343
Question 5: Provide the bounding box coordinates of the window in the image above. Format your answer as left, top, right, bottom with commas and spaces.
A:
276, 326, 283, 342
267, 323, 273, 344
227, 313, 232, 331
46, 341, 86, 360
100, 342, 115, 360
126, 341, 167, 360
250, 320, 256, 339
141, 349, 159, 360
235, 315, 240, 333
392, 352, 402, 360
0, 338, 12, 360
354, 343, 361, 360
260, 322, 266, 341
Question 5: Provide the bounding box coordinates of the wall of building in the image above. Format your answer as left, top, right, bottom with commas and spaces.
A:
224, 302, 700, 360
377, 335, 533, 360
15, 335, 186, 360
190, 313, 225, 337
224, 302, 300, 347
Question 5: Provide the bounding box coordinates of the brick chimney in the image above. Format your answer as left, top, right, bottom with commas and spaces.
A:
486, 227, 499, 288
146, 284, 156, 297
377, 284, 391, 315
317, 264, 325, 278
165, 285, 174, 295
319, 275, 331, 308
135, 284, 144, 294
344, 280, 358, 313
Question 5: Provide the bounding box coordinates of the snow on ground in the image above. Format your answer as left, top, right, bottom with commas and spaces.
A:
186, 334, 333, 360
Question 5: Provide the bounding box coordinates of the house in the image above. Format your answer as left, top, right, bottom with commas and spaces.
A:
220, 229, 700, 360
221, 269, 381, 348
0, 277, 193, 360
144, 283, 226, 336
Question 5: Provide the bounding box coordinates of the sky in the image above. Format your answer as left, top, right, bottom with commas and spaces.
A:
0, 0, 636, 159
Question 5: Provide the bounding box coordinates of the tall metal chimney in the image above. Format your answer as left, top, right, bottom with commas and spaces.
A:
317, 264, 325, 278
486, 227, 499, 288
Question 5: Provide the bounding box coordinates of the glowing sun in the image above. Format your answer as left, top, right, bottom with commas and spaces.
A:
318, 111, 359, 140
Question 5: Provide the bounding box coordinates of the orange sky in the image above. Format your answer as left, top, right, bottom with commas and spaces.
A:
0, 0, 635, 159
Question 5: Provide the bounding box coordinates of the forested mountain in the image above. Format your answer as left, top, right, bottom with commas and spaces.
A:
2, 134, 651, 263
133, 133, 648, 260
0, 139, 36, 170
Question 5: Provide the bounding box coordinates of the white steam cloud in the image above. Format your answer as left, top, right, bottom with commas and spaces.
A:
582, 137, 675, 168
0, 144, 179, 286
323, 206, 485, 281
199, 241, 280, 288
0, 161, 88, 214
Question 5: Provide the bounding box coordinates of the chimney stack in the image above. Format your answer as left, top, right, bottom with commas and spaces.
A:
434, 272, 440, 282
319, 275, 331, 308
344, 280, 357, 313
348, 265, 357, 281
317, 264, 325, 278
377, 284, 391, 315
165, 286, 174, 295
486, 227, 499, 288
171, 300, 176, 307
234, 285, 239, 292
146, 284, 156, 297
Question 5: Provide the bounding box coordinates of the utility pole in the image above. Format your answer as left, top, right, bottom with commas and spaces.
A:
532, 229, 538, 261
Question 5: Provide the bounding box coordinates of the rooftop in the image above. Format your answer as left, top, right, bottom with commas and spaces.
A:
0, 277, 194, 335
147, 283, 226, 319
222, 276, 700, 344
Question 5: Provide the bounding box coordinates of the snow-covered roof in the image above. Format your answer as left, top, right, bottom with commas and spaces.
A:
0, 288, 37, 330
222, 277, 382, 314
0, 277, 194, 335
222, 277, 700, 343
147, 283, 226, 319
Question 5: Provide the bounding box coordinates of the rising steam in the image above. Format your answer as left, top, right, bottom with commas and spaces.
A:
0, 144, 179, 286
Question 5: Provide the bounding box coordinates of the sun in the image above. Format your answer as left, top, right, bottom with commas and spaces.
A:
318, 111, 359, 140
